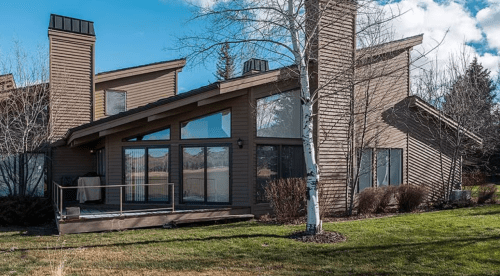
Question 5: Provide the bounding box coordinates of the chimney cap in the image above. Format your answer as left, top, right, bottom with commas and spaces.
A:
49, 14, 95, 36
243, 58, 269, 76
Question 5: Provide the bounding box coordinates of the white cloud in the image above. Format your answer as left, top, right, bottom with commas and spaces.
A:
380, 0, 500, 78
477, 6, 500, 50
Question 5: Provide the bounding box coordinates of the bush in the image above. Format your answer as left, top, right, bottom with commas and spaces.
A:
376, 186, 398, 213
0, 196, 53, 226
477, 184, 498, 204
396, 185, 426, 212
357, 186, 398, 214
357, 187, 380, 214
265, 178, 306, 223
462, 170, 487, 187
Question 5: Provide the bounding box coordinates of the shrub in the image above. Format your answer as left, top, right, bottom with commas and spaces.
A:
0, 196, 53, 226
396, 185, 426, 212
462, 170, 487, 187
264, 178, 306, 223
477, 184, 498, 204
376, 186, 398, 213
357, 187, 380, 214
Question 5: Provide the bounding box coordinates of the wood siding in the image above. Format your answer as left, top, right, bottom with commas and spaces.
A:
354, 49, 410, 188
314, 0, 357, 211
103, 93, 250, 208
52, 145, 94, 185
49, 30, 95, 139
95, 69, 178, 120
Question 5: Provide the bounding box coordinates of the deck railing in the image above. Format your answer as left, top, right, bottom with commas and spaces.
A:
52, 181, 175, 220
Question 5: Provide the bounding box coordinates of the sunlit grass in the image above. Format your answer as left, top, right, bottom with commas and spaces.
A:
1, 205, 499, 275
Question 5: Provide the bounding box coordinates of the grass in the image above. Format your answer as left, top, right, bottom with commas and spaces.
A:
1, 205, 500, 275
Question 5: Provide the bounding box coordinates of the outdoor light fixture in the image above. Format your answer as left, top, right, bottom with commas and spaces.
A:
90, 149, 94, 154
237, 138, 243, 149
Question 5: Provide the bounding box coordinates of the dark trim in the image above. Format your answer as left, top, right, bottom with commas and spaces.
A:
122, 145, 172, 204
179, 143, 232, 205
180, 108, 232, 140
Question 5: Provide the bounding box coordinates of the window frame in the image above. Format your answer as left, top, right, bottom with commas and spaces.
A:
105, 90, 127, 116
357, 148, 374, 193
179, 143, 232, 205
123, 126, 171, 142
255, 89, 303, 139
375, 148, 403, 187
122, 145, 171, 203
255, 144, 306, 203
180, 108, 232, 140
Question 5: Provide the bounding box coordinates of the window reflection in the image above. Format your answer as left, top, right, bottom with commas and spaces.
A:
181, 110, 231, 139
257, 90, 301, 138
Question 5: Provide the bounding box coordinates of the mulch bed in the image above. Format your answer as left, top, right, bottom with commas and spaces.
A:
288, 230, 347, 244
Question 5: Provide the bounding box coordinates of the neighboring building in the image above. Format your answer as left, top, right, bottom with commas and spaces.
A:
0, 8, 481, 233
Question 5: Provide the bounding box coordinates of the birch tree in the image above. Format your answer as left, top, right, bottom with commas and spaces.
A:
177, 0, 408, 234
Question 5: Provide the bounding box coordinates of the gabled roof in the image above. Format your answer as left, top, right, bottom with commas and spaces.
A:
408, 95, 483, 145
356, 34, 424, 57
95, 59, 187, 83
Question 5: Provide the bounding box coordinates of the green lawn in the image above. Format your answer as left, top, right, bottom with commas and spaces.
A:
1, 205, 500, 275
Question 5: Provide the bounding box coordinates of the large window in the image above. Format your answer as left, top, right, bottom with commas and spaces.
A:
256, 90, 301, 138
106, 90, 127, 116
357, 148, 403, 192
256, 145, 305, 203
376, 149, 402, 187
182, 145, 230, 204
126, 127, 171, 142
181, 110, 231, 139
0, 153, 46, 197
124, 147, 169, 202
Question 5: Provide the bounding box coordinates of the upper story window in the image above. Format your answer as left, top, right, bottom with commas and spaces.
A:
256, 90, 301, 138
181, 109, 231, 139
106, 90, 127, 116
126, 127, 171, 142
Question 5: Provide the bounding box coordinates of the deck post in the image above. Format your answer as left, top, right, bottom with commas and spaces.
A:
170, 184, 175, 212
120, 187, 123, 216
59, 188, 63, 219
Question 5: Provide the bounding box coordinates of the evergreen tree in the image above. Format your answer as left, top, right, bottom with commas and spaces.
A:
443, 57, 497, 146
214, 42, 235, 81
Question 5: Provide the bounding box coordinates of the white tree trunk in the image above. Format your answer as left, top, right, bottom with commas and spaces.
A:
287, 0, 321, 235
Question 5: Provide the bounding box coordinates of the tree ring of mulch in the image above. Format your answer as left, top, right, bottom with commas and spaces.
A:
288, 230, 346, 244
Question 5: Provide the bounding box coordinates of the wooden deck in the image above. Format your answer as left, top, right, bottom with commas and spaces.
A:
55, 205, 252, 234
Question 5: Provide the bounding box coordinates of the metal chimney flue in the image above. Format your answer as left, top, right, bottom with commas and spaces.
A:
242, 58, 269, 76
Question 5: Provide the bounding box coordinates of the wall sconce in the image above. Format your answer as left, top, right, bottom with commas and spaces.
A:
90, 149, 94, 154
237, 138, 243, 149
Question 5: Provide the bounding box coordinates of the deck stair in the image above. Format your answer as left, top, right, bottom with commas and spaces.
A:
169, 214, 254, 226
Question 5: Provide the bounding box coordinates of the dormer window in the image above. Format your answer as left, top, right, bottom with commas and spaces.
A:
106, 90, 126, 116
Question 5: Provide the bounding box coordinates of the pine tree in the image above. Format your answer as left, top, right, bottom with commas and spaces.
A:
443, 58, 497, 138
214, 42, 235, 81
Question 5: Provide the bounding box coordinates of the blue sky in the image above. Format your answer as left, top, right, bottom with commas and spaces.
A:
1, 0, 499, 92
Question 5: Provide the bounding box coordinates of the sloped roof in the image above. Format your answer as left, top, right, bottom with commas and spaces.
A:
95, 59, 186, 83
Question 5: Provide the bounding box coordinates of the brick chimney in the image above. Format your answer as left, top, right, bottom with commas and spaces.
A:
48, 14, 96, 139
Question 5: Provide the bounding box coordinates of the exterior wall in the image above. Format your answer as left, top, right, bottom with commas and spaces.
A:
49, 29, 95, 139
314, 0, 357, 211
95, 69, 178, 120
0, 74, 15, 91
51, 145, 94, 185
354, 49, 410, 188
406, 109, 462, 201
103, 93, 250, 207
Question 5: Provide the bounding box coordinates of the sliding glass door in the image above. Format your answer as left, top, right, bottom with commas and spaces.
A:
124, 147, 170, 202
182, 145, 230, 204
